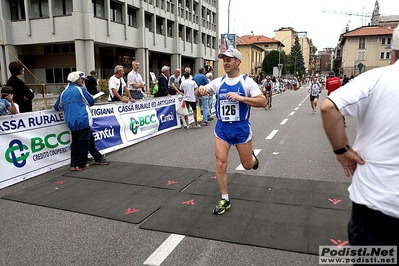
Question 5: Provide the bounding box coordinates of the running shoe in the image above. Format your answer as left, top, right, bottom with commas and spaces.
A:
75, 164, 90, 171
252, 150, 259, 170
95, 156, 110, 165
213, 199, 231, 215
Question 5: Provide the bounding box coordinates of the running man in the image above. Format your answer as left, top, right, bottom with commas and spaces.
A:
308, 76, 322, 113
195, 46, 266, 215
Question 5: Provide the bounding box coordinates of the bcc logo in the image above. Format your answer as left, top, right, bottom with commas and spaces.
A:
5, 131, 70, 168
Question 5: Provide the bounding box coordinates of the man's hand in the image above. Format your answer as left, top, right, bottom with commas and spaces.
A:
197, 86, 209, 96
226, 92, 242, 101
336, 148, 365, 177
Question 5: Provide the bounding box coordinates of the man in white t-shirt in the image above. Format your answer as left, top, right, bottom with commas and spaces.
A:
180, 71, 200, 128
127, 60, 146, 100
196, 46, 266, 215
320, 25, 399, 247
108, 65, 134, 103
308, 76, 322, 113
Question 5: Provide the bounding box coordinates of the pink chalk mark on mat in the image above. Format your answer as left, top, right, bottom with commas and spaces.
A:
182, 199, 195, 205
328, 198, 342, 205
330, 238, 349, 248
125, 208, 140, 215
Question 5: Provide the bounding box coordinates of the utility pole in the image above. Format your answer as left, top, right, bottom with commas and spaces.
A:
228, 0, 232, 33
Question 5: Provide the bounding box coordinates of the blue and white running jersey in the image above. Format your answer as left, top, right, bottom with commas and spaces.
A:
207, 74, 261, 122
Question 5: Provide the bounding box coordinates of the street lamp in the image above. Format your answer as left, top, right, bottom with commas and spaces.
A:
228, 0, 232, 33
277, 35, 295, 77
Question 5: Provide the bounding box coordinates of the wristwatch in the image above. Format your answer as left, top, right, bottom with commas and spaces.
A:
333, 144, 350, 155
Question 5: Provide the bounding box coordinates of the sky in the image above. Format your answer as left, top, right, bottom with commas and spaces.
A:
218, 0, 399, 50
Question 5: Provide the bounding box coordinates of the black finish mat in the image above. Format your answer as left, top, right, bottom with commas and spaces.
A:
140, 176, 352, 255
2, 162, 352, 255
64, 161, 206, 190
2, 175, 177, 224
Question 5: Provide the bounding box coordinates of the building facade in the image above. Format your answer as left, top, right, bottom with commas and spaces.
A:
338, 26, 393, 76
0, 0, 219, 92
274, 28, 313, 73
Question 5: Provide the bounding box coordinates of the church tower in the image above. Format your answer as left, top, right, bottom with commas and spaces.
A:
370, 0, 380, 26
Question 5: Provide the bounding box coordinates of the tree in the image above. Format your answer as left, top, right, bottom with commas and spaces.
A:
288, 36, 305, 77
262, 50, 287, 76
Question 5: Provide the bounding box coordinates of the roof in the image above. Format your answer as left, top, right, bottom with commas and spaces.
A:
379, 15, 399, 22
343, 26, 393, 37
237, 35, 280, 45
340, 26, 393, 45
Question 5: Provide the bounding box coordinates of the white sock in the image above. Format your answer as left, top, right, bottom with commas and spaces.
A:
221, 194, 229, 202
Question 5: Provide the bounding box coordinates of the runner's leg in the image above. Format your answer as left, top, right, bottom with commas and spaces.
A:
215, 137, 230, 195
236, 140, 256, 170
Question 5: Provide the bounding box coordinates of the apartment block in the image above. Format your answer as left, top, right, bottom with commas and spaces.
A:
0, 0, 219, 91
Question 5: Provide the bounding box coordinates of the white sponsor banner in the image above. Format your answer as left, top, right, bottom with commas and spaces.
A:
0, 95, 187, 189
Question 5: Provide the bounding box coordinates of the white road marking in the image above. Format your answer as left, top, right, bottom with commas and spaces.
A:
236, 149, 261, 170
280, 119, 288, 125
289, 112, 295, 116
144, 234, 185, 266
294, 107, 299, 110
298, 103, 302, 106
266, 130, 279, 140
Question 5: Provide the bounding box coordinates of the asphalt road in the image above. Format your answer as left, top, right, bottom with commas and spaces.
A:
0, 85, 357, 266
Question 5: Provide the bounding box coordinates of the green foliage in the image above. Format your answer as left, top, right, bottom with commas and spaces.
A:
289, 36, 305, 77
333, 58, 341, 75
262, 50, 287, 76
55, 84, 65, 94
97, 79, 110, 102
30, 85, 44, 94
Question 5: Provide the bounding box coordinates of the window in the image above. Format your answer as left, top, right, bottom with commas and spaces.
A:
381, 37, 391, 45
193, 3, 197, 14
156, 16, 164, 34
46, 67, 75, 83
167, 20, 173, 37
186, 27, 191, 42
186, 0, 190, 11
145, 13, 153, 31
178, 24, 183, 38
128, 6, 137, 27
44, 44, 75, 54
357, 51, 366, 60
30, 0, 49, 19
194, 30, 199, 43
381, 51, 391, 59
54, 0, 72, 16
110, 1, 123, 23
358, 38, 365, 49
10, 0, 26, 20
92, 0, 105, 18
